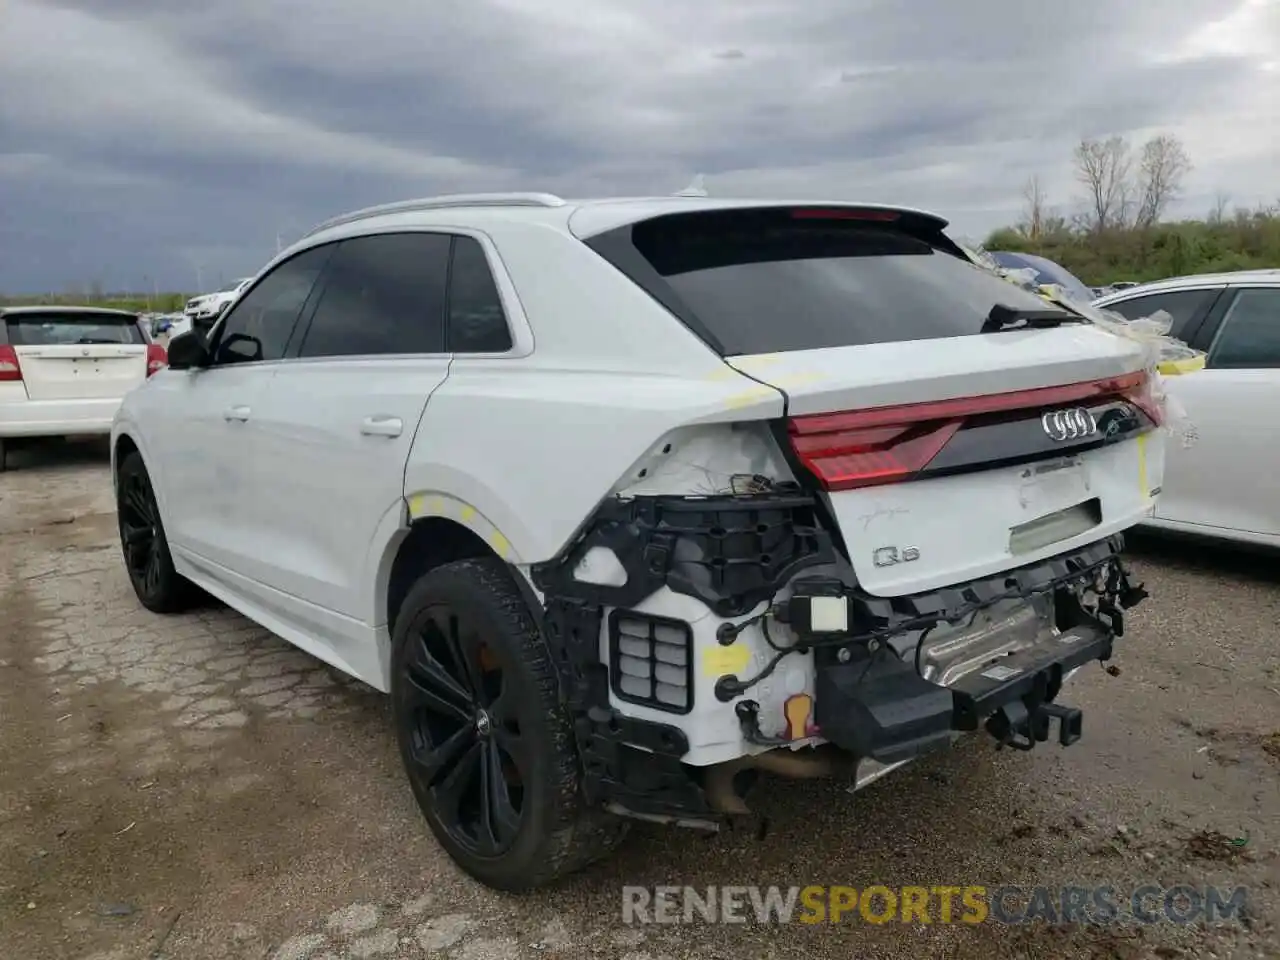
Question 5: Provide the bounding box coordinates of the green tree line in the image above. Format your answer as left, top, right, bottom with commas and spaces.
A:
0, 291, 191, 313
984, 134, 1280, 286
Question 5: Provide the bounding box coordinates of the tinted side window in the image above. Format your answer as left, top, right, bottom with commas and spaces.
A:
447, 236, 512, 353
298, 233, 449, 358
1208, 289, 1280, 369
1103, 289, 1216, 341
212, 246, 332, 365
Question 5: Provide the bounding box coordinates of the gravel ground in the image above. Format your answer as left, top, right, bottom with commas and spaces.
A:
1, 440, 1277, 960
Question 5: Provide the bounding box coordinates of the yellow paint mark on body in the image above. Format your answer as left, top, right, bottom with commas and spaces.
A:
723, 388, 776, 409
1136, 433, 1149, 497
460, 504, 477, 522
702, 644, 751, 677
489, 530, 511, 558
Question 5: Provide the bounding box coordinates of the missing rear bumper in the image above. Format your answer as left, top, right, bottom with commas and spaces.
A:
811, 535, 1142, 764
814, 620, 1110, 763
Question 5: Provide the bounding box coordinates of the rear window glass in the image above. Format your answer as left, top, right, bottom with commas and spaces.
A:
4, 313, 144, 346
599, 209, 1068, 356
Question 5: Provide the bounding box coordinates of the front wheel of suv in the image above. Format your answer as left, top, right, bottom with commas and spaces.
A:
390, 557, 627, 891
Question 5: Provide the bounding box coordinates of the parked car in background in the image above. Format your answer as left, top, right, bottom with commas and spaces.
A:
988, 251, 1096, 304
0, 306, 166, 471
112, 192, 1158, 890
1094, 269, 1280, 545
184, 278, 252, 330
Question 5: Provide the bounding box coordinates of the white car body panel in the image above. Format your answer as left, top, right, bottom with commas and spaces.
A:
1094, 272, 1280, 544
114, 193, 1167, 771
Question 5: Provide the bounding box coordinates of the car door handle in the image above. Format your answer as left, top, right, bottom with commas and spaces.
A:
223, 405, 251, 422
360, 415, 403, 437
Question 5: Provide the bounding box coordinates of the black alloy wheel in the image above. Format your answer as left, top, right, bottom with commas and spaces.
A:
400, 602, 528, 857
390, 558, 628, 891
119, 464, 164, 598
115, 451, 197, 613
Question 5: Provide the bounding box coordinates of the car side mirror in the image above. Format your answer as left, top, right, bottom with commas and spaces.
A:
166, 331, 210, 370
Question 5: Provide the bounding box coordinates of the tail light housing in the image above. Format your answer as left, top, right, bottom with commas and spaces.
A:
787, 370, 1159, 491
146, 343, 168, 377
0, 345, 21, 382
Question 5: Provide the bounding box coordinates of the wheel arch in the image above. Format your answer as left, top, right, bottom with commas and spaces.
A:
383, 515, 514, 641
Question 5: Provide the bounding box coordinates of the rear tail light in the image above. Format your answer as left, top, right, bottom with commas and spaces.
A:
0, 345, 21, 382
787, 370, 1157, 491
146, 343, 168, 377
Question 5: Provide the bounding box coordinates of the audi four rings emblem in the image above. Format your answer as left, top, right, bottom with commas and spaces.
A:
1042, 407, 1098, 442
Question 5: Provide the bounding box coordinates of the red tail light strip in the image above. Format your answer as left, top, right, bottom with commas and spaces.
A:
146, 343, 168, 377
789, 207, 901, 222
788, 370, 1158, 491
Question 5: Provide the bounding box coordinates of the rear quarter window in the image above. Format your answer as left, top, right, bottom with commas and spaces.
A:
4, 313, 144, 346
586, 208, 1067, 356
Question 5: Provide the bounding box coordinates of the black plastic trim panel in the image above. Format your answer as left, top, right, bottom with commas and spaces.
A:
540, 598, 709, 819
922, 400, 1152, 479
531, 490, 836, 821
531, 490, 836, 619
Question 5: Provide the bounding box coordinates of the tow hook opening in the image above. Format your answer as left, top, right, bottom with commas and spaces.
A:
985, 698, 1084, 751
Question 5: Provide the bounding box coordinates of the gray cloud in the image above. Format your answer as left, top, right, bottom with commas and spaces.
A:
2, 0, 1277, 292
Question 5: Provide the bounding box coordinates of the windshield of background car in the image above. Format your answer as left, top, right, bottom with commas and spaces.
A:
4, 313, 144, 346
610, 209, 1069, 356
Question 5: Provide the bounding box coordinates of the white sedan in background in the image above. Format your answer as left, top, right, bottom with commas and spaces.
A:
1094, 269, 1280, 546
0, 306, 167, 471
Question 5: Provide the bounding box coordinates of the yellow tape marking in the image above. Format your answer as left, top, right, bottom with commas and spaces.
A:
407, 494, 424, 516
702, 644, 751, 677
460, 504, 476, 522
1137, 433, 1149, 498
784, 694, 813, 740
706, 366, 741, 381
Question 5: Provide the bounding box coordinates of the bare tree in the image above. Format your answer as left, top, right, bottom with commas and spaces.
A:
1134, 134, 1192, 228
1017, 175, 1048, 240
1073, 136, 1133, 232
1208, 190, 1231, 224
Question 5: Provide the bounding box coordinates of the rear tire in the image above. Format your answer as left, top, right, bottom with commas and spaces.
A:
390, 557, 627, 891
115, 451, 199, 613
0, 437, 7, 472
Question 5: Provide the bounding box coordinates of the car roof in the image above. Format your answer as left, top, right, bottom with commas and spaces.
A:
0, 305, 140, 319
298, 192, 951, 247
1094, 269, 1280, 301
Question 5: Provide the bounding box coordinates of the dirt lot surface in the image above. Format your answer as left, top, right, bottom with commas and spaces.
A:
1, 441, 1277, 960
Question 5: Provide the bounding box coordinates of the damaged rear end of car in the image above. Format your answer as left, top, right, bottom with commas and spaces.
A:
527, 201, 1162, 829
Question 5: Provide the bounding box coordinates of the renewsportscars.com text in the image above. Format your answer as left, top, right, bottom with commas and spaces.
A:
621, 884, 1250, 926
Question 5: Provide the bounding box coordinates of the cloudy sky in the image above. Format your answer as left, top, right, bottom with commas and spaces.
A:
2, 0, 1277, 294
